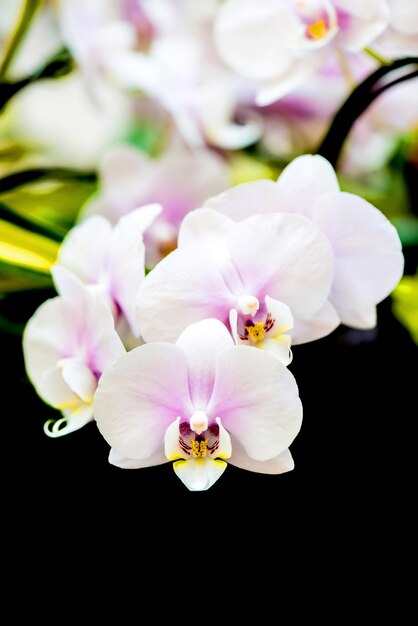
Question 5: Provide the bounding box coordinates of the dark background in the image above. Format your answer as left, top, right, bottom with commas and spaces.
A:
3, 244, 416, 528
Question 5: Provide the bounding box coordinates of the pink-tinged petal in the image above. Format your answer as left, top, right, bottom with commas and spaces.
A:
229, 437, 294, 475
23, 295, 78, 405
256, 53, 325, 105
57, 215, 113, 284
208, 346, 302, 461
136, 248, 236, 343
203, 180, 281, 222
37, 366, 78, 409
44, 403, 93, 438
292, 300, 340, 344
313, 191, 404, 327
227, 213, 334, 319
108, 209, 148, 336
61, 359, 97, 403
109, 447, 167, 469
176, 319, 234, 408
387, 0, 418, 34
336, 0, 389, 51
173, 457, 227, 491
94, 343, 193, 460
214, 0, 297, 81
276, 155, 340, 217
177, 208, 234, 252
334, 0, 384, 21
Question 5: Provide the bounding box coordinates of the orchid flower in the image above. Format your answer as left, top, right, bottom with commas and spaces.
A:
81, 144, 229, 267
55, 205, 161, 338
214, 0, 390, 104
94, 319, 302, 491
204, 155, 404, 333
58, 0, 139, 96
376, 0, 418, 56
136, 208, 335, 356
105, 5, 262, 149
23, 267, 125, 438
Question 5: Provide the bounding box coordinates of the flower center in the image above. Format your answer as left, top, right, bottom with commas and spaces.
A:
190, 438, 209, 457
306, 17, 327, 40
245, 320, 265, 342
240, 312, 275, 344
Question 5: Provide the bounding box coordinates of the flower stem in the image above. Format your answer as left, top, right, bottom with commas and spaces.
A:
0, 0, 43, 80
364, 47, 391, 66
317, 57, 418, 167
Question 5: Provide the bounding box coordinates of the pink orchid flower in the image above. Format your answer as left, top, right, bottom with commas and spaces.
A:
23, 268, 125, 437
55, 205, 161, 338
204, 154, 404, 332
94, 319, 302, 491
81, 144, 229, 267
214, 0, 390, 103
136, 207, 335, 357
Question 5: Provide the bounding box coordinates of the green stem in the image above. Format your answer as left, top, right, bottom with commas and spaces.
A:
0, 0, 43, 80
364, 47, 391, 67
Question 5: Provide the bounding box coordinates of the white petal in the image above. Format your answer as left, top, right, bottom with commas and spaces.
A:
57, 215, 113, 284
61, 359, 97, 403
173, 458, 227, 491
276, 155, 340, 218
136, 248, 236, 343
44, 403, 93, 438
291, 300, 340, 344
109, 447, 167, 469
93, 343, 193, 460
227, 213, 334, 320
256, 53, 325, 105
208, 346, 302, 461
203, 180, 281, 222
263, 336, 292, 366
37, 365, 78, 409
176, 319, 234, 408
265, 295, 294, 333
108, 209, 148, 336
336, 0, 389, 51
229, 437, 294, 475
214, 0, 297, 81
313, 192, 404, 327
164, 417, 186, 461
177, 208, 234, 253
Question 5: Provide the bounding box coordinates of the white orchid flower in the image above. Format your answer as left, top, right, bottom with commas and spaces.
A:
23, 268, 125, 437
94, 319, 302, 491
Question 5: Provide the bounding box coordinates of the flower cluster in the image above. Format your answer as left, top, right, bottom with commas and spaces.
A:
23, 155, 403, 490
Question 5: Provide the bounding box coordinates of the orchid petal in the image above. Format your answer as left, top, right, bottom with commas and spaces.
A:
229, 437, 295, 475
94, 343, 193, 460
292, 300, 340, 344
227, 213, 334, 319
203, 180, 280, 221
109, 447, 167, 469
313, 191, 404, 327
276, 155, 340, 217
173, 457, 227, 491
44, 403, 93, 438
176, 319, 234, 408
208, 346, 302, 461
136, 248, 236, 343
61, 359, 97, 403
